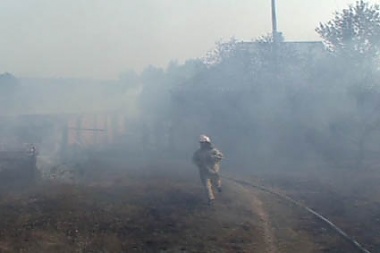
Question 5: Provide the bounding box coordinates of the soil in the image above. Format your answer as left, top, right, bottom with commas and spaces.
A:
0, 157, 377, 252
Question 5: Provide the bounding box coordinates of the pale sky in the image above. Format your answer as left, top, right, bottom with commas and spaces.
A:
0, 0, 365, 79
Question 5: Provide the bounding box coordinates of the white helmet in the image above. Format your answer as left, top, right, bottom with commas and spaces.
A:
199, 134, 211, 143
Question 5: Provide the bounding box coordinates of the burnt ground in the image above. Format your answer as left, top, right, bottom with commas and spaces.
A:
254, 167, 380, 253
0, 157, 376, 252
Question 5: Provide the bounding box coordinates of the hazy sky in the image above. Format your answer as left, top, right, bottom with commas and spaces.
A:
0, 0, 364, 79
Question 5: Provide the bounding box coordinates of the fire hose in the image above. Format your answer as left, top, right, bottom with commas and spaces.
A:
223, 176, 372, 253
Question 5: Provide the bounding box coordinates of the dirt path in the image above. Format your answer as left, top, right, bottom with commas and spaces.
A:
224, 177, 364, 253
230, 181, 278, 253
254, 169, 377, 253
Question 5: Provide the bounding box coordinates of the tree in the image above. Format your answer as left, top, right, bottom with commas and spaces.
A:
0, 72, 18, 93
316, 0, 380, 58
314, 1, 380, 169
166, 36, 316, 165
0, 72, 18, 106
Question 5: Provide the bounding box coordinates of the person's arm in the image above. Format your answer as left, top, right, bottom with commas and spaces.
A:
211, 148, 223, 162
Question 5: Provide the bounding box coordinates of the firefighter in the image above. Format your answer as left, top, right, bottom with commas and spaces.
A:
192, 135, 224, 205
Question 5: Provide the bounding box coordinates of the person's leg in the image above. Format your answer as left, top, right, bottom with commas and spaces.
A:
214, 172, 222, 192
200, 171, 215, 202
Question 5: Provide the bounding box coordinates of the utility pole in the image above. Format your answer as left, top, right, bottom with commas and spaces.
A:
271, 0, 279, 43
271, 0, 279, 77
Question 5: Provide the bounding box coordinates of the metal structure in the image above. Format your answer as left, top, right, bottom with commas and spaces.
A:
271, 0, 278, 42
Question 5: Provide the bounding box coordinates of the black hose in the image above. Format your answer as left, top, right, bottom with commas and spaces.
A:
223, 176, 372, 253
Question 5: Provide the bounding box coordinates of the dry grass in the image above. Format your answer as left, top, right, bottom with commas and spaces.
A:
0, 159, 267, 253
0, 157, 374, 252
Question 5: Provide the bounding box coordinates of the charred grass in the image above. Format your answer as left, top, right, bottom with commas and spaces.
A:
0, 159, 264, 253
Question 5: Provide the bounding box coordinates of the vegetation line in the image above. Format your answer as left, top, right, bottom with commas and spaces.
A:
223, 176, 372, 253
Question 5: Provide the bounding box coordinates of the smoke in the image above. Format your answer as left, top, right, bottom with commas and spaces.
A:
131, 37, 380, 173
2, 32, 380, 180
